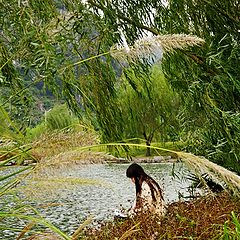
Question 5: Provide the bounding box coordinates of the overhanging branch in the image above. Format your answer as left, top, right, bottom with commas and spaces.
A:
87, 0, 159, 35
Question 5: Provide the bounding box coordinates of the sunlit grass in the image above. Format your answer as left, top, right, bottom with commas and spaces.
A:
28, 128, 116, 170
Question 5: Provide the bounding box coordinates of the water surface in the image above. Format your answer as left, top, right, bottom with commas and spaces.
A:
0, 162, 192, 238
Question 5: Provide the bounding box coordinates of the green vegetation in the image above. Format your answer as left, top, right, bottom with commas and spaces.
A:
1, 0, 239, 172
118, 65, 181, 156
25, 104, 79, 141
0, 0, 239, 239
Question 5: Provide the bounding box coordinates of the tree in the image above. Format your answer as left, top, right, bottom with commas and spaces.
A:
84, 0, 240, 171
0, 0, 239, 172
118, 65, 181, 156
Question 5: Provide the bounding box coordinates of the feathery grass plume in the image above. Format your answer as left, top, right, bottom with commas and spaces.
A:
156, 34, 205, 52
111, 34, 205, 64
178, 152, 240, 196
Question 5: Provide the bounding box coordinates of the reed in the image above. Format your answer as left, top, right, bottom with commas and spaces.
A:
111, 34, 205, 63
178, 152, 240, 196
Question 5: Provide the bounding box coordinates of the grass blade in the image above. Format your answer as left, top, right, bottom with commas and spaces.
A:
16, 221, 36, 240
119, 222, 141, 240
0, 166, 32, 182
71, 215, 93, 240
0, 212, 71, 240
231, 211, 240, 235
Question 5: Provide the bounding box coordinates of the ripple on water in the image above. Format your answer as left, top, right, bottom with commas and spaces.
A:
1, 163, 193, 239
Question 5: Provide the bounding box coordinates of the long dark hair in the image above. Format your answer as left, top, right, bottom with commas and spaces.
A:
126, 163, 147, 194
126, 163, 162, 202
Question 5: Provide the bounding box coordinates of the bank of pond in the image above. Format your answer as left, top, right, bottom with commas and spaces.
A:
0, 162, 239, 239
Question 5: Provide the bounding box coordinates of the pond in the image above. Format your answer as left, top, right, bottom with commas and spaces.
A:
0, 162, 194, 239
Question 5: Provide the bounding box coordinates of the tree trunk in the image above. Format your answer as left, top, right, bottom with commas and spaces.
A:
143, 131, 154, 157
146, 140, 151, 156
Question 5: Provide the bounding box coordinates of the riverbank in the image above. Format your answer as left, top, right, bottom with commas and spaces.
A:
108, 155, 177, 164
27, 130, 177, 168
83, 192, 240, 240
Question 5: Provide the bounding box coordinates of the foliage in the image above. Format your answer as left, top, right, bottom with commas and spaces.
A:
184, 111, 240, 174
118, 65, 181, 155
25, 121, 47, 141
157, 2, 240, 172
0, 0, 239, 171
0, 105, 24, 141
0, 106, 35, 165
222, 211, 240, 239
45, 104, 78, 131
0, 1, 239, 236
96, 0, 240, 170
26, 103, 81, 142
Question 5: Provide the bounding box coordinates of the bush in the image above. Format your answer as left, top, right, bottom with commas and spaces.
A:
45, 104, 78, 131
25, 122, 47, 141
25, 104, 79, 141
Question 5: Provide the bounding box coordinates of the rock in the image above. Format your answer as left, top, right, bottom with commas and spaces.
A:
153, 156, 164, 162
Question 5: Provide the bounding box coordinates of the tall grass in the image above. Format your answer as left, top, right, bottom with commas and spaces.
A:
26, 104, 79, 141
0, 108, 97, 239
222, 211, 240, 239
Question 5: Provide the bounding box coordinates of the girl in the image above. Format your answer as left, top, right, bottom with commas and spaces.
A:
126, 163, 165, 217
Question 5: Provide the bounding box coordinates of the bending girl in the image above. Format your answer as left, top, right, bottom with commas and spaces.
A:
126, 163, 165, 217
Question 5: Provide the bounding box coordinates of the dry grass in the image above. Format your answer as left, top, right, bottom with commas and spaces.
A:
19, 129, 116, 199
31, 130, 100, 160
35, 150, 115, 171
30, 129, 116, 169
26, 231, 60, 240
84, 192, 240, 240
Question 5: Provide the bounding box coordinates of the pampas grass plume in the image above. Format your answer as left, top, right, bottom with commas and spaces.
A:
111, 34, 205, 64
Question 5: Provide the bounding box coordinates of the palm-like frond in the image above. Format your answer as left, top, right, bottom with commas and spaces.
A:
186, 172, 224, 193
